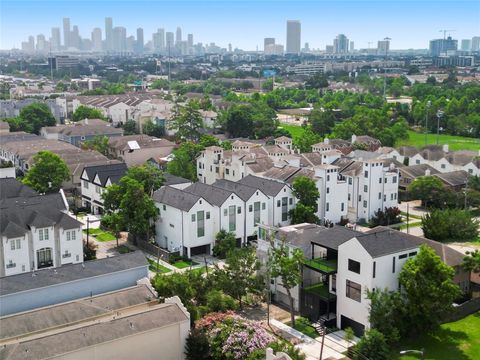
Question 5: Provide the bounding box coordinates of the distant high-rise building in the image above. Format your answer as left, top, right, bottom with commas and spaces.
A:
126, 36, 135, 53
228, 43, 232, 52
63, 18, 71, 48
152, 28, 165, 53
264, 38, 275, 51
333, 34, 349, 54
36, 34, 46, 52
71, 25, 80, 49
377, 39, 390, 55
325, 45, 334, 54
187, 33, 193, 48
265, 43, 284, 55
472, 36, 480, 51
166, 32, 174, 51
158, 28, 165, 52
286, 20, 301, 54
304, 42, 310, 51
51, 27, 61, 51
113, 26, 127, 53
429, 36, 457, 56
349, 41, 354, 52
176, 27, 182, 45
461, 39, 471, 51
105, 17, 113, 52
92, 28, 103, 52
136, 28, 144, 53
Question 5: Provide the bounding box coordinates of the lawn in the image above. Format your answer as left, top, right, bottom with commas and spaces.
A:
287, 317, 318, 339
278, 124, 306, 142
173, 260, 198, 269
397, 130, 480, 151
396, 312, 480, 360
147, 258, 171, 274
83, 228, 116, 242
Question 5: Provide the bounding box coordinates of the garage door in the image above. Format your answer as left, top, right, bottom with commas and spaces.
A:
190, 244, 211, 256
340, 315, 365, 337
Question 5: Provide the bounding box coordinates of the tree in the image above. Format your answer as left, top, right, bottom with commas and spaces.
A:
289, 203, 320, 224
18, 103, 56, 134
125, 163, 164, 196
422, 209, 479, 242
291, 176, 319, 209
354, 329, 390, 360
71, 105, 106, 122
407, 176, 445, 208
169, 102, 203, 142
212, 230, 237, 259
102, 177, 158, 241
214, 246, 260, 309
399, 245, 462, 333
369, 207, 401, 227
305, 73, 329, 89
462, 250, 480, 273
167, 142, 203, 181
310, 109, 336, 136
23, 150, 70, 193
143, 119, 165, 137
81, 135, 110, 156
185, 329, 211, 360
269, 240, 303, 327
221, 104, 254, 138
293, 128, 321, 153
122, 119, 137, 135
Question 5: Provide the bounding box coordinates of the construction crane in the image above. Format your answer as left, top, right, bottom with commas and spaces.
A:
439, 29, 455, 39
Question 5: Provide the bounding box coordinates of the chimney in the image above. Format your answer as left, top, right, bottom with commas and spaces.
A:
442, 144, 449, 153
425, 169, 431, 176
84, 118, 88, 125
324, 138, 330, 145
351, 134, 357, 143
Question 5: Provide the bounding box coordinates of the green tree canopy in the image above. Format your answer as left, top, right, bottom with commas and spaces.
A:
71, 105, 106, 122
122, 119, 138, 135
407, 176, 445, 208
23, 150, 70, 193
167, 142, 203, 181
81, 135, 110, 156
422, 209, 479, 242
212, 230, 237, 259
354, 329, 390, 360
10, 103, 56, 134
169, 102, 203, 142
293, 128, 322, 153
310, 109, 336, 137
291, 176, 319, 209
462, 250, 480, 273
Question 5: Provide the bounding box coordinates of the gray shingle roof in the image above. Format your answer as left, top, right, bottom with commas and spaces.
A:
353, 228, 420, 258
308, 226, 363, 250
163, 173, 192, 186
0, 252, 148, 296
433, 170, 469, 187
153, 185, 205, 211
238, 175, 286, 197
0, 178, 38, 199
400, 164, 439, 178
184, 182, 233, 207
82, 163, 128, 187
212, 179, 261, 201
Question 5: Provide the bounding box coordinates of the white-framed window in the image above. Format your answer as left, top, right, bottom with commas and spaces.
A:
66, 231, 71, 241
95, 186, 101, 194
83, 180, 89, 189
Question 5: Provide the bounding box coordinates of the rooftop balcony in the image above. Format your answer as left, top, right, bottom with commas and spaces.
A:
303, 258, 337, 274
303, 282, 336, 301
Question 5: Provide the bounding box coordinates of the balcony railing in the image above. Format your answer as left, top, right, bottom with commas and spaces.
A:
303, 258, 337, 274
303, 282, 336, 301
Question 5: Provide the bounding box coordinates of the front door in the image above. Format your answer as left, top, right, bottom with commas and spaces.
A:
37, 248, 53, 269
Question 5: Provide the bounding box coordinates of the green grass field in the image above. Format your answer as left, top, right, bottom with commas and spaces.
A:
83, 228, 116, 242
278, 124, 306, 142
397, 130, 480, 151
147, 258, 171, 274
396, 312, 480, 360
173, 260, 198, 269
287, 318, 318, 339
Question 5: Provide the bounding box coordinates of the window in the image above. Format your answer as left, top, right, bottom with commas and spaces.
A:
228, 205, 236, 231
76, 255, 79, 261
197, 211, 205, 237
289, 198, 293, 205
281, 197, 288, 221
224, 208, 228, 216
364, 185, 368, 192
249, 205, 253, 212
379, 178, 382, 184
66, 231, 71, 241
441, 164, 446, 169
348, 178, 352, 185
348, 194, 351, 201
346, 280, 361, 302
206, 211, 210, 220
326, 202, 329, 211
226, 169, 230, 175
416, 160, 420, 164
399, 254, 407, 259
384, 178, 388, 184
332, 274, 337, 292
348, 259, 361, 274
373, 261, 376, 278
237, 207, 241, 214
191, 214, 196, 222
83, 180, 89, 189
393, 176, 397, 183
10, 240, 15, 250
262, 202, 266, 210
392, 257, 396, 273
378, 192, 382, 199
363, 200, 367, 208
384, 195, 386, 201
341, 203, 345, 211
163, 205, 166, 211
409, 251, 417, 257
277, 200, 281, 207
254, 202, 260, 225
95, 186, 101, 194
364, 170, 368, 178
327, 187, 330, 194
215, 167, 219, 173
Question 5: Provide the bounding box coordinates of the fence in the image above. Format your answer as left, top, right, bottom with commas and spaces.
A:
134, 239, 175, 261
443, 297, 480, 323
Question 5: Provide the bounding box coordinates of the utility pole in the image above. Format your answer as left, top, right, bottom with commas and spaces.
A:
425, 100, 431, 145
436, 109, 444, 144
318, 325, 326, 360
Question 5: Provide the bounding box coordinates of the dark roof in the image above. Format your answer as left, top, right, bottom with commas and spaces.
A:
184, 182, 233, 206
212, 179, 262, 201
0, 178, 37, 200
0, 252, 148, 296
238, 175, 286, 197
0, 180, 82, 238
397, 146, 418, 157
153, 185, 204, 211
82, 163, 128, 187
263, 166, 302, 182
308, 226, 363, 250
400, 164, 439, 178
163, 173, 191, 186
433, 170, 469, 187
354, 228, 420, 258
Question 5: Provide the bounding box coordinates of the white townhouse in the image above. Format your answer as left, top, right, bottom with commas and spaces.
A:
0, 179, 83, 277
153, 186, 216, 257
238, 175, 296, 227
80, 162, 128, 215
333, 158, 399, 223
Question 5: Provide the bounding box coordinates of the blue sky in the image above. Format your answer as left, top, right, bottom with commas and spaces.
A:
1, 0, 479, 50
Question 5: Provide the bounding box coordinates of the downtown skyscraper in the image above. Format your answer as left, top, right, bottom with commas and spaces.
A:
286, 20, 301, 54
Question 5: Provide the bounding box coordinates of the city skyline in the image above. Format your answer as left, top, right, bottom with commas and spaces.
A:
1, 0, 479, 51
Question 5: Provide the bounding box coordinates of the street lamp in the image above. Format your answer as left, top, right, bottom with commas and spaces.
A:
436, 110, 444, 145
425, 101, 431, 146
400, 348, 425, 360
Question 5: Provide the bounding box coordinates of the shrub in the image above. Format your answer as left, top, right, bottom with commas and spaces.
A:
206, 290, 237, 313
185, 328, 211, 360
369, 207, 401, 227
212, 230, 237, 259
354, 329, 390, 360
